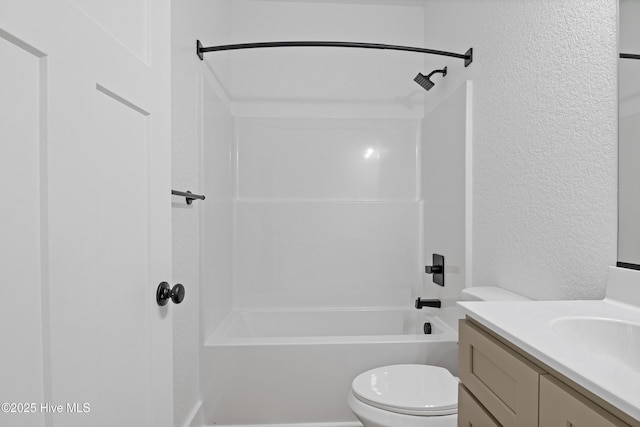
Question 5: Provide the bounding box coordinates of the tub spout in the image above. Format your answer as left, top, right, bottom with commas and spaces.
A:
415, 297, 441, 309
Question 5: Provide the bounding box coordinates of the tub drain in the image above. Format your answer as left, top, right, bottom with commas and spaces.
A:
423, 322, 432, 334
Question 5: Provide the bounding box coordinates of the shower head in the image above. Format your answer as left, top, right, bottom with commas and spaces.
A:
414, 73, 435, 90
414, 66, 447, 91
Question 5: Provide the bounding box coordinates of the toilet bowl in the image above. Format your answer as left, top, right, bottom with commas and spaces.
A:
348, 286, 531, 427
348, 364, 457, 427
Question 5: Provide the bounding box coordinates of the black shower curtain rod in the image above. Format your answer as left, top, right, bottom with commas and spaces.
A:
196, 40, 473, 67
621, 53, 640, 60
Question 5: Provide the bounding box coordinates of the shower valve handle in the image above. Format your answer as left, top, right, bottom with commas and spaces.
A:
156, 282, 186, 306
425, 265, 443, 274
424, 253, 445, 287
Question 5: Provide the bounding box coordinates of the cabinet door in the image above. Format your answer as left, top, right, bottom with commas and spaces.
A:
459, 319, 544, 427
539, 375, 630, 427
458, 384, 501, 427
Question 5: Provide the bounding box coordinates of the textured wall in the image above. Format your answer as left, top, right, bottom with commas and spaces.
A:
171, 1, 203, 424
171, 0, 233, 426
422, 1, 618, 300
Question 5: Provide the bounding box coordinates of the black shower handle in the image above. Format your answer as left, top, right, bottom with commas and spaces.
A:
425, 265, 443, 274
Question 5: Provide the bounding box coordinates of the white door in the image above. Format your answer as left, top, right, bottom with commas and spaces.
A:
0, 1, 173, 426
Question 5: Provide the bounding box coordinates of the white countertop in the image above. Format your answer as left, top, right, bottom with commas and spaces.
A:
458, 298, 640, 422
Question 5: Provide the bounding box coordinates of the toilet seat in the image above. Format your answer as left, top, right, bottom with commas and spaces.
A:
351, 364, 458, 416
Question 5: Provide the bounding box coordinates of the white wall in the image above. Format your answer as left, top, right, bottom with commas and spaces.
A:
171, 0, 234, 426
227, 0, 425, 119
423, 0, 618, 300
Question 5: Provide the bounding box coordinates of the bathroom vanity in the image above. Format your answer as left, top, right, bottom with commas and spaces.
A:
457, 268, 640, 427
458, 318, 638, 427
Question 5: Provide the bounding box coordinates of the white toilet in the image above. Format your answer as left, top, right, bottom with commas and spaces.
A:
347, 286, 531, 427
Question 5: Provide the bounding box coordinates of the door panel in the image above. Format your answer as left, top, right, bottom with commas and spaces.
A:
68, 0, 149, 62
0, 0, 172, 426
93, 85, 151, 426
0, 30, 47, 427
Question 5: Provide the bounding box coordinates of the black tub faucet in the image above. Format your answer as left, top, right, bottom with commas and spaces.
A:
415, 297, 441, 309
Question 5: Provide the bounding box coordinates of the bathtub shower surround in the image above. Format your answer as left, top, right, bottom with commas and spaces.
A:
198, 7, 472, 423
201, 112, 449, 426
201, 307, 458, 425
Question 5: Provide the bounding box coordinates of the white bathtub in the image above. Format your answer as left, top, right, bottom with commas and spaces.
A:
201, 307, 459, 426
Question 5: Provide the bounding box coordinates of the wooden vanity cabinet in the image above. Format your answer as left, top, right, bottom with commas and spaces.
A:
539, 375, 629, 427
458, 318, 637, 427
458, 384, 500, 427
459, 319, 543, 427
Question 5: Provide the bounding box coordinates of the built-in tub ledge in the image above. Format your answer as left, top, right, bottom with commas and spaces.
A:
205, 306, 458, 346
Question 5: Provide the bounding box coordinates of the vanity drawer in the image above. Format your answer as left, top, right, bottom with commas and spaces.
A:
458, 384, 501, 427
539, 375, 630, 427
459, 319, 545, 427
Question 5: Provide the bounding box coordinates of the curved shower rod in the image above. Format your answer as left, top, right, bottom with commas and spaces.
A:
621, 53, 640, 60
196, 40, 473, 67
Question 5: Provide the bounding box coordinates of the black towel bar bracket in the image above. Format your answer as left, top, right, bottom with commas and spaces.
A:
172, 190, 205, 205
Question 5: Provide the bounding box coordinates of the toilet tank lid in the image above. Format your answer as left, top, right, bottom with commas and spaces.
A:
459, 286, 531, 302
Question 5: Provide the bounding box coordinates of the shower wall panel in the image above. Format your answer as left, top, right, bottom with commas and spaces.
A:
234, 117, 421, 309
237, 118, 417, 201
235, 200, 420, 308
